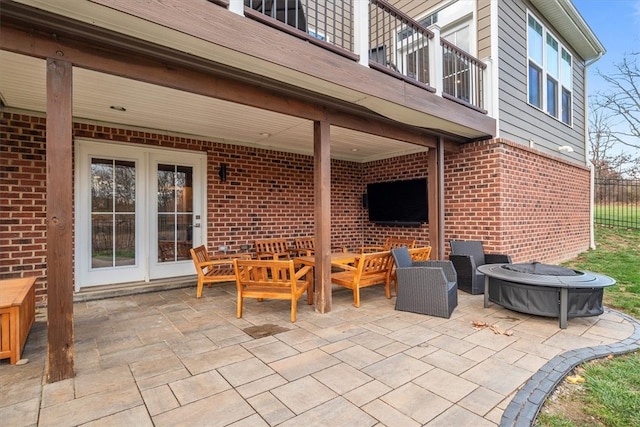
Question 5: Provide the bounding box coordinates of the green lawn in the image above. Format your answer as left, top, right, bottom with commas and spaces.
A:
562, 226, 640, 317
536, 226, 640, 426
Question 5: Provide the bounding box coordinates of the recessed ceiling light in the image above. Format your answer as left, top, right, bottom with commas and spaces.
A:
351, 148, 359, 152
110, 105, 126, 112
259, 132, 271, 137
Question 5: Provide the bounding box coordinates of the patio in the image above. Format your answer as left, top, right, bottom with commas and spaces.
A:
1, 283, 639, 426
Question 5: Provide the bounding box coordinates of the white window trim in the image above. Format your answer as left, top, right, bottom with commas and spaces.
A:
526, 10, 574, 127
74, 139, 207, 290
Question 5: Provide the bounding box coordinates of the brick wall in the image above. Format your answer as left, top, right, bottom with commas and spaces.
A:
0, 113, 48, 305
204, 145, 363, 252
445, 138, 591, 263
2, 112, 592, 305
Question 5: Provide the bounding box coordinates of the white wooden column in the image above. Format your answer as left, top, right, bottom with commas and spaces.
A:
483, 57, 495, 117
428, 24, 443, 95
353, 0, 370, 66
229, 0, 244, 16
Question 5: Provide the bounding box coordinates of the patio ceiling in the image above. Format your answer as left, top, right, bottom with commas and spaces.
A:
0, 50, 429, 163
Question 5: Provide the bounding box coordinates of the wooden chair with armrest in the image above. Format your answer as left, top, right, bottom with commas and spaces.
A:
190, 245, 251, 298
233, 259, 313, 322
254, 238, 295, 260
360, 237, 416, 254
293, 237, 315, 256
292, 237, 348, 256
330, 251, 394, 307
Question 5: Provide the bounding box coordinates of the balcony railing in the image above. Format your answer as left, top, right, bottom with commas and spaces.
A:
242, 0, 355, 56
441, 38, 486, 112
369, 0, 434, 92
220, 0, 489, 113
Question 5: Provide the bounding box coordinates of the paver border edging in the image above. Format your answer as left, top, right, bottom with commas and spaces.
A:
500, 308, 640, 427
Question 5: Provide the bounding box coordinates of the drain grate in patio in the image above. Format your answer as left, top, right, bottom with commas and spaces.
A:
243, 324, 290, 339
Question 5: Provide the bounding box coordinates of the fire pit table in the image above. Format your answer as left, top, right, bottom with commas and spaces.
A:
478, 263, 616, 328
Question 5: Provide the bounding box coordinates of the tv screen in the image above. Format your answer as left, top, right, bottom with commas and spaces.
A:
367, 178, 428, 224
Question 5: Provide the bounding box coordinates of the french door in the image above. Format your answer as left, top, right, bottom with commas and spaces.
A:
75, 141, 206, 289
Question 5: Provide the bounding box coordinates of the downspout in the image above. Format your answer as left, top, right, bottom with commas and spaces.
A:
438, 136, 445, 259
585, 52, 603, 250
490, 0, 500, 134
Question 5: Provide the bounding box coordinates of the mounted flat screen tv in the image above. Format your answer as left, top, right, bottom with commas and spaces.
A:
366, 178, 428, 225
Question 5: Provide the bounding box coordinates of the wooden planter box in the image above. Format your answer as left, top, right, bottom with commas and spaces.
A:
0, 277, 36, 364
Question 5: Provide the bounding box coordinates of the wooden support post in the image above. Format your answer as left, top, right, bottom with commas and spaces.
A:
46, 58, 75, 382
428, 141, 442, 259
313, 120, 332, 313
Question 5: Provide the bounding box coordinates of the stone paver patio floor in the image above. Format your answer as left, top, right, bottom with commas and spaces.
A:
1, 282, 638, 426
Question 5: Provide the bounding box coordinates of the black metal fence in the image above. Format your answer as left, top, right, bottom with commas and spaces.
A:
594, 178, 639, 229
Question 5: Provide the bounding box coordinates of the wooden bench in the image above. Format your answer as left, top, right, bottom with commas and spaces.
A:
331, 251, 394, 307
0, 277, 36, 364
233, 259, 313, 322
292, 237, 348, 256
190, 246, 250, 298
293, 237, 316, 256
254, 238, 295, 260
360, 237, 416, 253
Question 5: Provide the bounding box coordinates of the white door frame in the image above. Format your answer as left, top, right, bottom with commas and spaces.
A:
74, 140, 207, 290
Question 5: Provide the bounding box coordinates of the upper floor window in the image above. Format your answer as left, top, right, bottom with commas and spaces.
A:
397, 12, 438, 42
527, 13, 573, 125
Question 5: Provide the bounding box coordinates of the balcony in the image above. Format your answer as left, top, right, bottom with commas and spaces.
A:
225, 0, 488, 114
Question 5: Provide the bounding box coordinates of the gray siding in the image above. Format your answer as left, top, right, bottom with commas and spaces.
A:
392, 0, 448, 20
497, 0, 587, 164
477, 0, 491, 58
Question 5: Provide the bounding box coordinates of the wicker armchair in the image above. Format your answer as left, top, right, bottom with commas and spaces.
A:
391, 247, 458, 318
449, 240, 512, 295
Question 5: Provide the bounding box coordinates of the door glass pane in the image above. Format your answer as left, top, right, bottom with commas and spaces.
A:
91, 158, 136, 269
91, 213, 113, 269
115, 161, 136, 212
157, 164, 193, 262
114, 213, 136, 266
91, 158, 114, 212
